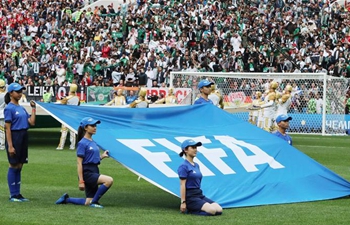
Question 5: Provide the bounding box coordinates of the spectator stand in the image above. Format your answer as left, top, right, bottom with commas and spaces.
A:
2, 0, 350, 126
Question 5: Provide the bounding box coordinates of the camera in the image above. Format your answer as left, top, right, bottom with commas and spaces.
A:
147, 95, 159, 103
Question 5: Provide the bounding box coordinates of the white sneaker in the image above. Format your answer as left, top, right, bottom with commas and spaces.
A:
69, 147, 75, 150
56, 147, 63, 150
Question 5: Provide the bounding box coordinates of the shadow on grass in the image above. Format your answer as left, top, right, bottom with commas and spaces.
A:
115, 191, 178, 209
29, 128, 60, 145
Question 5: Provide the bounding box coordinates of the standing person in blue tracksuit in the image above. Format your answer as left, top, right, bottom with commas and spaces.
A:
193, 80, 214, 105
55, 117, 113, 208
177, 139, 223, 216
5, 83, 36, 202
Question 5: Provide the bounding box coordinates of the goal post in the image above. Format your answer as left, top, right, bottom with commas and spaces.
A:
169, 72, 350, 135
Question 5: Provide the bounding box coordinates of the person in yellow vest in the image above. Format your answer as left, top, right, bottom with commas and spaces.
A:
130, 88, 149, 108
208, 84, 224, 109
57, 84, 80, 150
42, 92, 52, 103
272, 85, 292, 130
85, 7, 93, 19
155, 88, 178, 105
105, 89, 126, 106
64, 7, 72, 16
75, 11, 83, 23
0, 80, 6, 150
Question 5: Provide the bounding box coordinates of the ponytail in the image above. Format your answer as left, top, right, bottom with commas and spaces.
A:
4, 92, 10, 104
179, 147, 187, 157
76, 126, 86, 147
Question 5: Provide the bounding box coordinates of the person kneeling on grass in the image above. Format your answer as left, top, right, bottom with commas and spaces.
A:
178, 139, 223, 216
55, 117, 113, 208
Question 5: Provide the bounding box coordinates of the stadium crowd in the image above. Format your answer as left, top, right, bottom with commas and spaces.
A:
0, 0, 349, 107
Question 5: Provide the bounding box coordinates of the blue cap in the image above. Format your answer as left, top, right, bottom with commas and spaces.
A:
276, 114, 292, 123
8, 83, 25, 93
80, 117, 101, 128
198, 80, 214, 89
181, 139, 202, 150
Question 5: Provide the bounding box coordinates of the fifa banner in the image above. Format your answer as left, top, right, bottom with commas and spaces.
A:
234, 112, 350, 134
37, 103, 350, 208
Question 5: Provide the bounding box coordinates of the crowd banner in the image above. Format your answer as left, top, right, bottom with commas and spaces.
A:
224, 91, 251, 107
26, 85, 87, 102
37, 102, 350, 208
146, 88, 192, 105
25, 86, 191, 105
86, 86, 114, 105
86, 86, 192, 105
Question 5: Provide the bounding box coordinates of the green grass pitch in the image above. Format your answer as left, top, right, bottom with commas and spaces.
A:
0, 129, 349, 225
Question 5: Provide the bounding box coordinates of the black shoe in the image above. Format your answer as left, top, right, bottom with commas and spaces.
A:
17, 194, 29, 202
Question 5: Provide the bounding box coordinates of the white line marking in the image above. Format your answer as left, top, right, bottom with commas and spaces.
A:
295, 145, 347, 149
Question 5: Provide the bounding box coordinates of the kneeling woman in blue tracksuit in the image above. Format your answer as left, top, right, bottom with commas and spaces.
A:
177, 139, 222, 216
56, 117, 113, 208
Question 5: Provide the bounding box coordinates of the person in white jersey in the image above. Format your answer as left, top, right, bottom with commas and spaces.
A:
276, 84, 292, 117
255, 81, 278, 132
208, 84, 224, 109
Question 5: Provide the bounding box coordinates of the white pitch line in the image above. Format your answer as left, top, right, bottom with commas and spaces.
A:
292, 135, 348, 139
295, 145, 348, 149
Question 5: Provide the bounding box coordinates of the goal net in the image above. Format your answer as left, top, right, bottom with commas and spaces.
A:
170, 72, 350, 135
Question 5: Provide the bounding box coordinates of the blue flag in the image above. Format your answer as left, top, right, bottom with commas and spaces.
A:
37, 102, 350, 208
